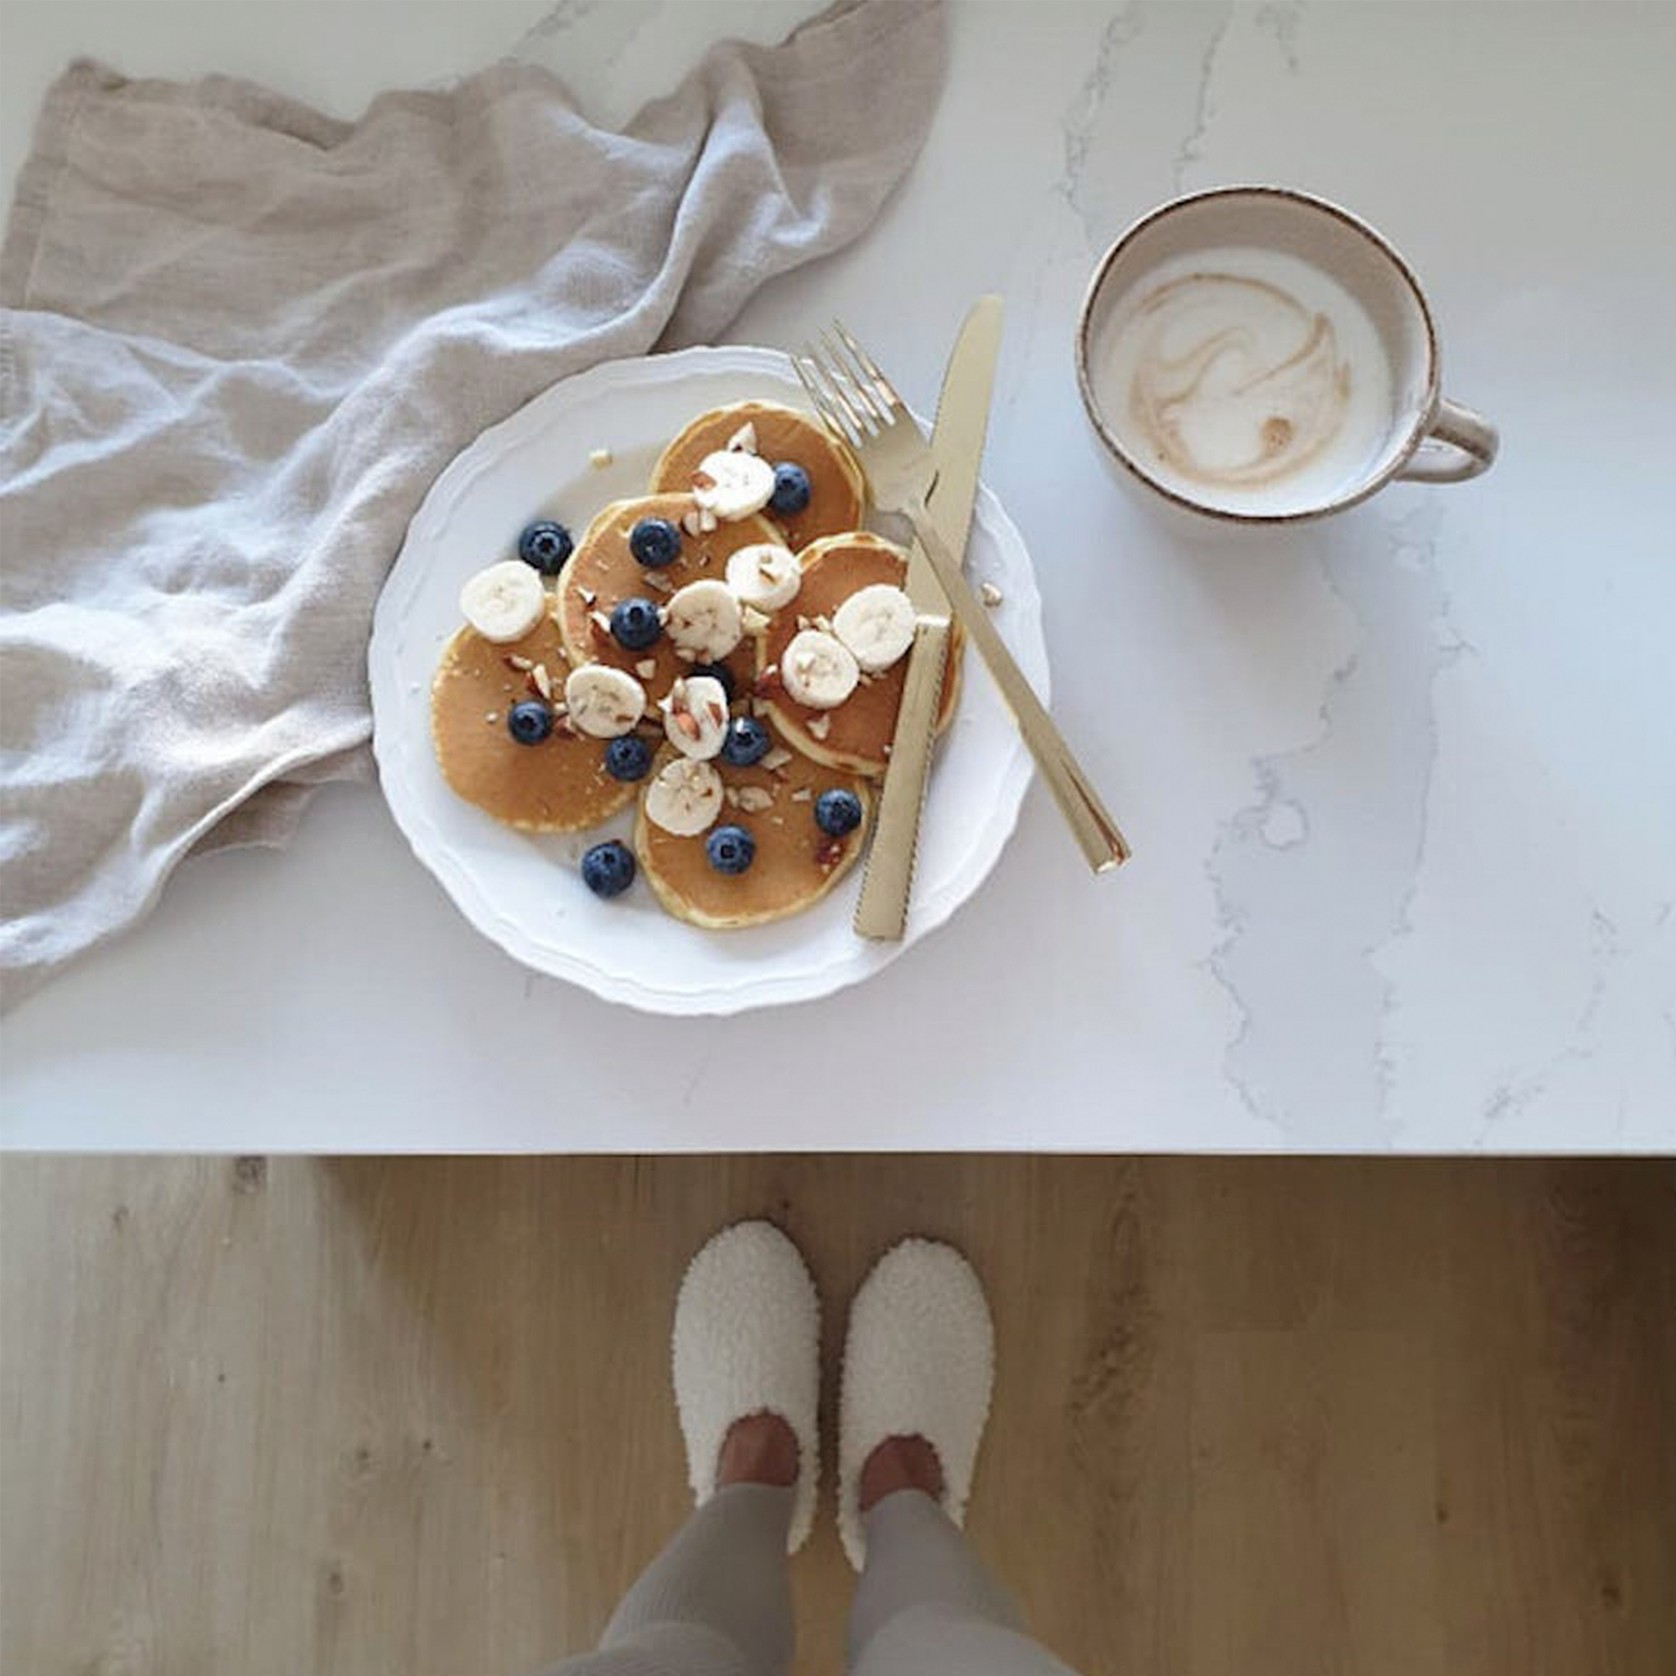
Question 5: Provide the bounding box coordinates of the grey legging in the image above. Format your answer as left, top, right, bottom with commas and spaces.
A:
534, 1483, 1080, 1676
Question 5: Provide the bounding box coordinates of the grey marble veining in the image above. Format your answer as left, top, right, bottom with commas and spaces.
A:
2, 0, 1671, 1152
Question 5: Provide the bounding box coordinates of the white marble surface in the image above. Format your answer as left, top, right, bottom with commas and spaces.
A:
3, 1, 1673, 1153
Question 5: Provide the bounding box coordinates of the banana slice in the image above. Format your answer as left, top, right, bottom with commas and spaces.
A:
661, 674, 730, 760
690, 449, 776, 521
780, 628, 859, 710
563, 663, 646, 737
645, 757, 725, 836
833, 582, 916, 673
725, 542, 801, 612
459, 560, 546, 644
665, 579, 744, 661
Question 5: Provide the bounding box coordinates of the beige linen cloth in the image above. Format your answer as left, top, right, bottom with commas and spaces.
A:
0, 0, 945, 1008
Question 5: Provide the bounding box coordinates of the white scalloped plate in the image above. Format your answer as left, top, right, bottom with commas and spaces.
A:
370, 346, 1046, 1015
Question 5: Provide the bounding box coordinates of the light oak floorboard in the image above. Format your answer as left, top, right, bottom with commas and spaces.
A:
1, 1157, 1671, 1676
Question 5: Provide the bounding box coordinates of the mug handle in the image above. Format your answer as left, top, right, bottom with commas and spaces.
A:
1398, 397, 1499, 483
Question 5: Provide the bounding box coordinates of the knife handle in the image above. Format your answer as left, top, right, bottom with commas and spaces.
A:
903, 501, 1131, 873
854, 615, 952, 941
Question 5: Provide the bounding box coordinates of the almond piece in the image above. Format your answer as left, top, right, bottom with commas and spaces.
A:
636, 658, 658, 679
807, 715, 831, 741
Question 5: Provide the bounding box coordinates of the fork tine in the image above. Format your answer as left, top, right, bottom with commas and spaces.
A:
833, 320, 902, 412
796, 348, 853, 441
820, 329, 887, 428
793, 351, 862, 449
804, 342, 876, 439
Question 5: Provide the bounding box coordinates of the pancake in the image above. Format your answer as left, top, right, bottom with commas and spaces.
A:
430, 615, 637, 833
634, 740, 872, 930
557, 493, 778, 703
756, 532, 963, 777
649, 400, 866, 550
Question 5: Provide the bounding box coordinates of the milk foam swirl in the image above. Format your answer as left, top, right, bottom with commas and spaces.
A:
1122, 272, 1354, 491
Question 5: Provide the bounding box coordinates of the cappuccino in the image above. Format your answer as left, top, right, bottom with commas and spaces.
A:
1096, 247, 1394, 516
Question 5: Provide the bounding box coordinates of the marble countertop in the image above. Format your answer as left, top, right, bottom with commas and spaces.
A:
3, 1, 1672, 1153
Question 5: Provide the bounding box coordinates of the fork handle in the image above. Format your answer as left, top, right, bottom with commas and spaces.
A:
854, 615, 951, 940
902, 501, 1131, 873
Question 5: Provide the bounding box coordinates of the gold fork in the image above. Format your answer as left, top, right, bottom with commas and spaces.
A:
794, 327, 1131, 873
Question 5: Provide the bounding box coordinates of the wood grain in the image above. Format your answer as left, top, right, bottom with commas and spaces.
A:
2, 1157, 1671, 1676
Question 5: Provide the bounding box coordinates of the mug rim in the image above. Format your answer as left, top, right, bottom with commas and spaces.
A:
1075, 184, 1443, 526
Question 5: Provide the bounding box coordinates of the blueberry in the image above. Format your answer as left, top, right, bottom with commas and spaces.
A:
690, 661, 736, 701
517, 520, 573, 575
768, 462, 811, 516
581, 839, 636, 899
629, 517, 681, 568
705, 824, 756, 875
720, 715, 770, 767
604, 735, 653, 783
610, 597, 662, 651
814, 788, 863, 837
507, 700, 553, 745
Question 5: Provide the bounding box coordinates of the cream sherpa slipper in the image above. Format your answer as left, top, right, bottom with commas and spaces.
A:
837, 1237, 996, 1570
672, 1220, 821, 1554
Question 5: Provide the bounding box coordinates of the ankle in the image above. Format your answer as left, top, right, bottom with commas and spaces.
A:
716, 1411, 799, 1489
859, 1434, 944, 1513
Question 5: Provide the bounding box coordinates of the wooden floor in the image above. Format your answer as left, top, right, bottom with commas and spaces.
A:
1, 1157, 1672, 1676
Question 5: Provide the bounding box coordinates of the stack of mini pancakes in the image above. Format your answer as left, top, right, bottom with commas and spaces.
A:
431, 400, 961, 930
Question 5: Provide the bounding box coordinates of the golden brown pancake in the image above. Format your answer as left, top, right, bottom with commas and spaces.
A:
430, 615, 637, 834
634, 741, 872, 930
649, 401, 866, 550
756, 532, 963, 777
557, 494, 778, 704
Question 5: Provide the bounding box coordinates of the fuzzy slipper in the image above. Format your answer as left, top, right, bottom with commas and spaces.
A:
672, 1220, 821, 1554
837, 1237, 996, 1570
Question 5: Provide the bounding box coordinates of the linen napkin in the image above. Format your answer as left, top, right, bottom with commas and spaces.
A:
0, 0, 945, 1009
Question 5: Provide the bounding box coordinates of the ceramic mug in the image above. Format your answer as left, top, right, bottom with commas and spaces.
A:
1076, 186, 1498, 526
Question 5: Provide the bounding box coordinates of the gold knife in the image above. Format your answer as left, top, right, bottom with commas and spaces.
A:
854, 296, 1004, 941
